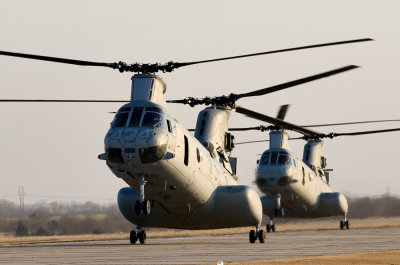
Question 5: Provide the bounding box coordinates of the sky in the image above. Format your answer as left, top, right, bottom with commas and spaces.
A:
0, 0, 399, 204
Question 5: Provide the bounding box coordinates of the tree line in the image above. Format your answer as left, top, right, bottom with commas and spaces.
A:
0, 194, 399, 236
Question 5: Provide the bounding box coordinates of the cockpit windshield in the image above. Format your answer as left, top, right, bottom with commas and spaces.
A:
142, 110, 167, 129
260, 152, 270, 165
278, 152, 291, 165
128, 107, 144, 127
111, 105, 168, 130
260, 151, 292, 166
113, 110, 130, 127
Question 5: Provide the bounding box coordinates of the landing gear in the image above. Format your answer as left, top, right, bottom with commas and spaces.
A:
135, 176, 151, 216
249, 225, 266, 243
129, 230, 138, 244
340, 216, 349, 230
143, 200, 151, 215
266, 219, 276, 233
130, 226, 146, 244
135, 199, 151, 215
274, 193, 284, 217
135, 200, 142, 215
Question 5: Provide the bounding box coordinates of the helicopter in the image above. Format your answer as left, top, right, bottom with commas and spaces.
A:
0, 38, 372, 244
231, 105, 400, 232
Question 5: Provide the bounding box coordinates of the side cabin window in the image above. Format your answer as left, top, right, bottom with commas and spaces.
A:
184, 135, 189, 166
167, 119, 172, 133
128, 107, 144, 127
142, 107, 167, 130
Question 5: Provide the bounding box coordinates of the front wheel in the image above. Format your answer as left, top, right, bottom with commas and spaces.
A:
249, 230, 256, 243
139, 230, 146, 244
258, 230, 266, 243
130, 230, 137, 244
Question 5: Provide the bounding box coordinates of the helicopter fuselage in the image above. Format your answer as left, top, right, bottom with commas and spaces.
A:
256, 132, 348, 219
100, 75, 262, 230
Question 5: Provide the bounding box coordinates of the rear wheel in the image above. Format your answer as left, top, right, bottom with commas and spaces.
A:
143, 200, 151, 215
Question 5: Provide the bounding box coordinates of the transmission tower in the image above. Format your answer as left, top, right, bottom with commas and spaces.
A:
18, 186, 25, 220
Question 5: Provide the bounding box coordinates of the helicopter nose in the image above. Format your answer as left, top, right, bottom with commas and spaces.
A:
104, 128, 169, 164
256, 166, 294, 188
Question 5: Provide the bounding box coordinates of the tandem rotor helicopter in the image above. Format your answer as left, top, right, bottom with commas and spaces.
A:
230, 105, 400, 233
1, 38, 389, 244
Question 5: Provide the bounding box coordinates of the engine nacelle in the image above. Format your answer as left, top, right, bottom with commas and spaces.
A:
117, 186, 262, 230
206, 185, 262, 227
118, 187, 183, 228
317, 192, 348, 216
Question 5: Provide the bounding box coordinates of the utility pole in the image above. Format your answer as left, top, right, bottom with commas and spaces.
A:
18, 186, 25, 220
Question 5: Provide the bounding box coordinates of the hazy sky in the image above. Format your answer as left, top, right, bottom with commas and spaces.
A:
1, 1, 399, 204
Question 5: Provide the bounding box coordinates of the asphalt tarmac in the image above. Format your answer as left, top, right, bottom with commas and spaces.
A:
1, 227, 399, 265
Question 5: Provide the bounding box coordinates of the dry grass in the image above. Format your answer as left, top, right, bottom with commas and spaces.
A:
224, 249, 400, 265
1, 217, 400, 246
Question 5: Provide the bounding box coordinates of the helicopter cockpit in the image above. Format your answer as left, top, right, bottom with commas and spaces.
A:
111, 105, 170, 130
259, 150, 294, 167
106, 103, 177, 165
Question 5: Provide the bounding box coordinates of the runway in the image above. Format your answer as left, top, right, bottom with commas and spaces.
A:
1, 227, 400, 265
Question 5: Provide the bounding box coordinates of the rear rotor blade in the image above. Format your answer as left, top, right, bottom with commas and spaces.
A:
323, 128, 400, 138
303, 119, 400, 128
276, 104, 290, 120
167, 65, 359, 107
236, 65, 358, 99
235, 106, 320, 136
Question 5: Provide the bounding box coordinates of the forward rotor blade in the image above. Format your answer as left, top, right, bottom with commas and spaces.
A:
0, 51, 118, 69
0, 99, 128, 103
235, 106, 320, 136
236, 65, 358, 99
303, 119, 400, 128
0, 38, 372, 74
176, 38, 373, 68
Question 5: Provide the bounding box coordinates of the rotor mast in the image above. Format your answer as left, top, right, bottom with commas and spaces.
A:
130, 74, 167, 108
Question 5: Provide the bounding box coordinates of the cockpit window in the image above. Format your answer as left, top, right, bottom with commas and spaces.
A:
278, 152, 291, 165
145, 107, 163, 115
270, 152, 278, 165
113, 112, 129, 127
260, 152, 270, 165
129, 107, 144, 127
142, 111, 167, 129
119, 107, 131, 112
